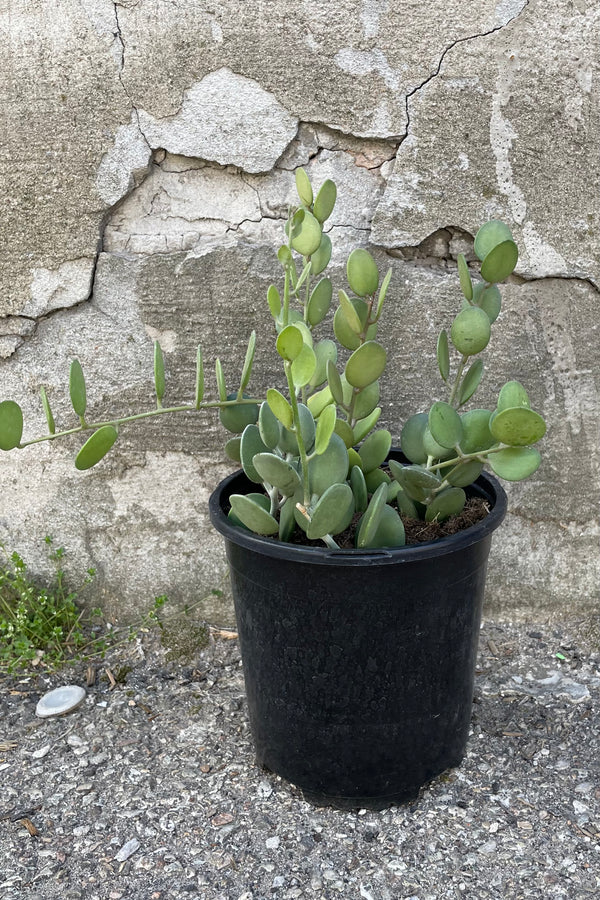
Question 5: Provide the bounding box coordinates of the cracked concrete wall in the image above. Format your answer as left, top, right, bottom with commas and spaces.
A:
0, 0, 597, 622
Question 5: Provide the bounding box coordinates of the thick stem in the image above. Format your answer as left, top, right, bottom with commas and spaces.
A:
428, 443, 503, 472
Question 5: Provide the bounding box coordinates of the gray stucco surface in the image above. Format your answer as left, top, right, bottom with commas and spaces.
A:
0, 0, 597, 621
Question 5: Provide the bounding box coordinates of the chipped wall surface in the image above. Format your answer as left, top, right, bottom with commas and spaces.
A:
0, 0, 598, 622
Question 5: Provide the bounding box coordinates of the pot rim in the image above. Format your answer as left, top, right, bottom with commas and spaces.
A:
209, 455, 508, 567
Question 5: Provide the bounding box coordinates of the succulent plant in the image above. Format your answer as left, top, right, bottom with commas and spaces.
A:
0, 173, 546, 549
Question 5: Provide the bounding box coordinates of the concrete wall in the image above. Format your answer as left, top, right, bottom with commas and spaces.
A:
0, 0, 598, 622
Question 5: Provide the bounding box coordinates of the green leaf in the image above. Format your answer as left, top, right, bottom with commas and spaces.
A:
358, 503, 405, 549
308, 433, 348, 495
472, 283, 502, 323
279, 496, 296, 542
309, 340, 337, 389
345, 341, 387, 389
334, 417, 355, 449
40, 387, 55, 435
375, 267, 392, 320
450, 306, 491, 356
195, 346, 204, 408
395, 484, 418, 519
425, 487, 466, 523
229, 494, 279, 535
277, 245, 292, 266
457, 254, 473, 301
474, 220, 514, 261
489, 447, 542, 481
356, 483, 388, 548
307, 385, 334, 419
338, 289, 363, 334
276, 324, 304, 361
290, 209, 322, 256
327, 359, 345, 406
69, 359, 87, 419
240, 424, 270, 483
239, 330, 256, 393
258, 401, 280, 449
460, 409, 495, 454
429, 401, 463, 449
0, 400, 23, 450
314, 404, 336, 455
437, 330, 450, 382
267, 284, 281, 318
490, 407, 546, 446
291, 343, 317, 389
445, 460, 484, 487
295, 260, 312, 292
459, 359, 484, 405
358, 429, 391, 474
253, 453, 301, 495
295, 167, 313, 206
220, 392, 259, 434
481, 239, 519, 284
215, 358, 227, 401
350, 465, 368, 513
154, 341, 165, 405
364, 467, 390, 493
313, 179, 337, 223
225, 437, 242, 462
333, 297, 377, 351
266, 389, 293, 430
75, 425, 118, 471
342, 376, 380, 420
352, 407, 381, 444
310, 233, 332, 276
306, 278, 333, 327
392, 465, 442, 502
306, 483, 354, 539
422, 427, 454, 461
279, 403, 315, 455
347, 248, 379, 297
400, 413, 428, 465
497, 380, 530, 411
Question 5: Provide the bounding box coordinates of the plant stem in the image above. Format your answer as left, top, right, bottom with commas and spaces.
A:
428, 443, 503, 472
284, 361, 311, 506
449, 354, 469, 407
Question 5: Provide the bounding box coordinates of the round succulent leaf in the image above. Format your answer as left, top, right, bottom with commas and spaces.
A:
307, 385, 333, 418
341, 376, 380, 420
490, 406, 546, 446
364, 467, 391, 493
267, 284, 281, 318
457, 254, 473, 301
429, 401, 464, 449
307, 278, 333, 327
459, 358, 484, 406
481, 240, 519, 284
69, 359, 86, 419
334, 417, 355, 449
291, 343, 317, 389
0, 400, 23, 451
472, 283, 501, 323
306, 483, 354, 539
395, 465, 442, 502
279, 403, 316, 455
333, 298, 376, 351
375, 267, 393, 319
275, 307, 303, 334
277, 245, 292, 266
327, 359, 345, 406
395, 486, 419, 519
358, 428, 392, 474
225, 436, 242, 462
276, 324, 304, 361
267, 388, 293, 429
350, 465, 368, 513
295, 167, 313, 206
290, 209, 322, 257
356, 482, 388, 549
240, 424, 270, 483
220, 392, 259, 434
359, 504, 405, 549
474, 220, 514, 261
437, 330, 450, 382
400, 413, 428, 465
422, 427, 454, 461
279, 496, 296, 542
460, 408, 494, 454
338, 289, 363, 334
425, 487, 466, 523
445, 459, 484, 487
347, 248, 379, 297
489, 447, 541, 481
252, 453, 301, 496
347, 447, 362, 472
309, 340, 337, 388
229, 494, 279, 535
450, 306, 491, 356
352, 408, 381, 445
310, 233, 332, 276
258, 401, 280, 449
75, 425, 118, 471
313, 179, 337, 223
314, 404, 336, 455
345, 341, 387, 389
308, 432, 349, 495
497, 380, 530, 411
386, 481, 401, 503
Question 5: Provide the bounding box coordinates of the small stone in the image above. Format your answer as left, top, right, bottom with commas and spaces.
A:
114, 838, 140, 862
266, 836, 280, 850
32, 744, 51, 759
36, 685, 86, 718
574, 782, 594, 795
75, 782, 94, 793
258, 780, 273, 798
66, 734, 84, 748
272, 875, 285, 888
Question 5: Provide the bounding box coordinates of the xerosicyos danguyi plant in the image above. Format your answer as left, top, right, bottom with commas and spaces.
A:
0, 170, 546, 549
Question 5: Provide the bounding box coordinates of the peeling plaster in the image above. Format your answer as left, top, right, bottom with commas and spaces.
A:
96, 111, 152, 206
24, 259, 97, 319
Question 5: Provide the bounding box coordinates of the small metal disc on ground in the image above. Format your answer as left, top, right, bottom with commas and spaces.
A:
35, 685, 86, 718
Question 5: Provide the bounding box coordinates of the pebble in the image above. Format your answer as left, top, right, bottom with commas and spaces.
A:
66, 734, 84, 748
35, 685, 86, 718
266, 836, 280, 849
114, 838, 140, 862
32, 744, 51, 759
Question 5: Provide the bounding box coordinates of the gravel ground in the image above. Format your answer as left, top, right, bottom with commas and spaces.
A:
1, 619, 599, 900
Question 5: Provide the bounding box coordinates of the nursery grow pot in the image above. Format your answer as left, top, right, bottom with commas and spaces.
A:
209, 453, 507, 810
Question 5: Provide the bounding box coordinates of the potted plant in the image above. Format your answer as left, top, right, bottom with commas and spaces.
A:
0, 171, 546, 809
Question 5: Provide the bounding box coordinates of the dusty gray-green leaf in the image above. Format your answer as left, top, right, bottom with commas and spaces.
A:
240, 424, 270, 483
356, 482, 388, 548
308, 433, 348, 495
154, 341, 165, 405
267, 284, 281, 318
400, 413, 428, 465
490, 406, 546, 446
352, 407, 381, 444
450, 306, 491, 356
474, 220, 513, 261
40, 387, 55, 435
306, 483, 354, 539
0, 400, 24, 451
314, 404, 336, 455
457, 254, 473, 301
489, 447, 541, 481
459, 359, 484, 405
437, 330, 450, 382
75, 425, 118, 471
307, 278, 333, 327
239, 330, 256, 393
345, 341, 386, 389
347, 248, 379, 297
276, 324, 304, 361
310, 233, 332, 276
69, 359, 87, 419
195, 345, 204, 408
497, 380, 530, 411
429, 401, 463, 449
295, 167, 313, 206
425, 487, 466, 523
258, 401, 280, 449
358, 429, 391, 474
253, 453, 301, 496
481, 239, 518, 284
313, 179, 337, 223
229, 494, 279, 535
290, 209, 322, 256
215, 358, 227, 401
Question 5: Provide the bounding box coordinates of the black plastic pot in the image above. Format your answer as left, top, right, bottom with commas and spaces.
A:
209, 454, 507, 809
